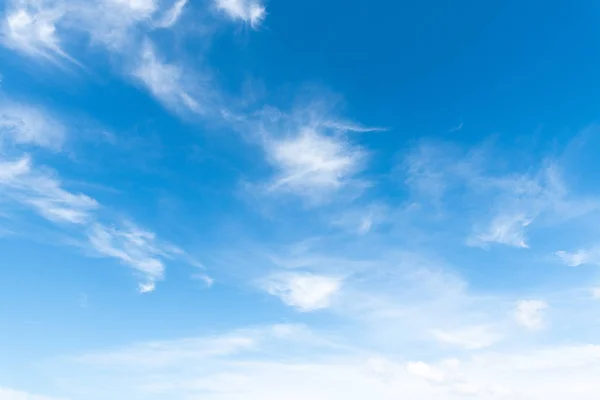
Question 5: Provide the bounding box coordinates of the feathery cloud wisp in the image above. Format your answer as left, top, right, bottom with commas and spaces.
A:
263, 272, 342, 312
0, 102, 66, 150
133, 41, 203, 114
214, 0, 266, 28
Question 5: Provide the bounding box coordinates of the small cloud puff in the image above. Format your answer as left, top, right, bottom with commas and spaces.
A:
263, 272, 342, 312
214, 0, 266, 29
514, 300, 548, 331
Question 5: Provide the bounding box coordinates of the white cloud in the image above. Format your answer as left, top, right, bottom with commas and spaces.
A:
404, 141, 598, 249
0, 4, 76, 64
592, 288, 600, 299
1, 0, 167, 62
432, 325, 501, 350
468, 213, 532, 249
265, 127, 367, 201
0, 155, 99, 224
471, 166, 597, 249
0, 101, 199, 291
214, 0, 266, 28
0, 102, 66, 150
555, 250, 600, 267
192, 272, 215, 287
76, 325, 306, 368
154, 0, 187, 28
68, 0, 157, 52
87, 222, 178, 284
0, 387, 64, 400
0, 155, 30, 182
138, 281, 156, 293
321, 120, 387, 133
514, 300, 548, 331
263, 273, 342, 312
43, 324, 600, 400
133, 41, 202, 114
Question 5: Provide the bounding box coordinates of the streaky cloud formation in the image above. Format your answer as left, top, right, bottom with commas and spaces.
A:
0, 101, 66, 149
2, 1, 600, 399
0, 155, 99, 224
404, 141, 598, 248
0, 98, 199, 289
133, 40, 204, 115
0, 5, 76, 64
214, 0, 266, 28
87, 222, 179, 287
154, 0, 188, 28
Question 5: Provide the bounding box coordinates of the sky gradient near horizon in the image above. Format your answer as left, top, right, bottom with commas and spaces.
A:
2, 0, 600, 399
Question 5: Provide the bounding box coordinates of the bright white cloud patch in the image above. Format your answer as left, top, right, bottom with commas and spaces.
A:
0, 100, 196, 291
137, 281, 156, 293
0, 5, 74, 63
514, 300, 548, 331
266, 128, 366, 201
263, 273, 342, 312
214, 0, 266, 28
0, 0, 170, 61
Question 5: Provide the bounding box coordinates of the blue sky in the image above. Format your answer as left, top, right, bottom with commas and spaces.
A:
2, 0, 600, 398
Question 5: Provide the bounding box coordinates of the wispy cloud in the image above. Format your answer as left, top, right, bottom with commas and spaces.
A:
262, 272, 342, 312
556, 248, 595, 267
0, 4, 76, 64
0, 155, 99, 224
254, 106, 372, 203
403, 141, 599, 248
468, 213, 532, 249
0, 0, 186, 64
330, 203, 387, 234
214, 0, 266, 29
76, 324, 309, 367
87, 222, 178, 286
514, 300, 548, 331
133, 40, 204, 114
0, 102, 66, 150
154, 0, 188, 28
0, 100, 198, 290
